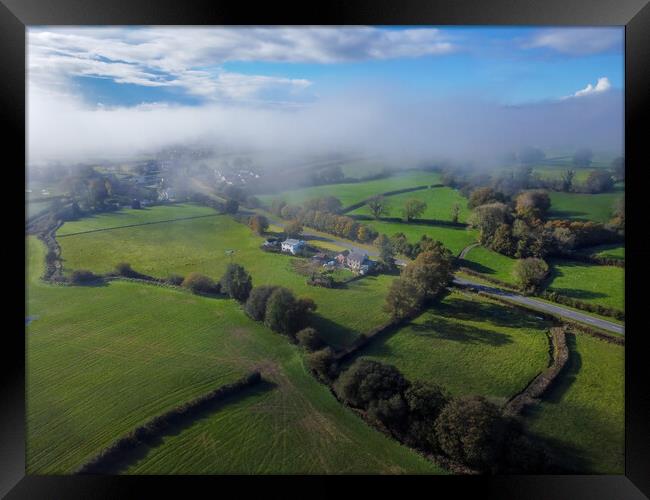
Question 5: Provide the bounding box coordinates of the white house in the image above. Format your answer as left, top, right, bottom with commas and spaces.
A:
281, 239, 305, 255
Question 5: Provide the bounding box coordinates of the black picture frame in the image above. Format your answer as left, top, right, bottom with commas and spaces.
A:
3, 1, 649, 497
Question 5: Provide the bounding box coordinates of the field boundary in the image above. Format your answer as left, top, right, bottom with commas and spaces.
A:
504, 326, 569, 416
75, 372, 263, 474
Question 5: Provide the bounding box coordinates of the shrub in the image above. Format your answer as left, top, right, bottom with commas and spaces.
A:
70, 269, 98, 284
181, 272, 217, 294
295, 327, 324, 351
513, 257, 549, 293
220, 263, 253, 302
306, 347, 336, 380
115, 262, 136, 277
336, 359, 409, 410
166, 274, 184, 286
435, 395, 509, 472
263, 287, 316, 336
244, 285, 278, 321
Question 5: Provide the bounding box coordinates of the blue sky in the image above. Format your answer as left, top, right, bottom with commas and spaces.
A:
28, 26, 623, 107
27, 27, 624, 164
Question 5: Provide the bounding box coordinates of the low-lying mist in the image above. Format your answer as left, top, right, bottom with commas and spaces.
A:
28, 85, 623, 170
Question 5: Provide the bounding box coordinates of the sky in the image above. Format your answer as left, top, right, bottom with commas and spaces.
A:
27, 26, 624, 166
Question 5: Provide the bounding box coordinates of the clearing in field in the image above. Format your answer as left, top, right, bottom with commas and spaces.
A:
350, 185, 470, 223
57, 208, 393, 348
354, 291, 551, 403
26, 236, 444, 474
546, 259, 624, 311
257, 170, 442, 208
526, 333, 624, 474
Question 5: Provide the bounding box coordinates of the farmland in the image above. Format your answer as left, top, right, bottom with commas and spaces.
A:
26, 236, 443, 474
548, 189, 623, 223
57, 209, 393, 348
350, 185, 470, 223
356, 292, 551, 402
460, 245, 518, 285
586, 243, 625, 260
546, 259, 624, 311
258, 170, 442, 208
526, 333, 624, 473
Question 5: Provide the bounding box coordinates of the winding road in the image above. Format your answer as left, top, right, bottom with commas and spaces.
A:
256, 210, 624, 336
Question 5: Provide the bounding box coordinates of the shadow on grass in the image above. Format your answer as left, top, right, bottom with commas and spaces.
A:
100, 380, 276, 474
436, 296, 549, 330
310, 314, 359, 351
457, 258, 496, 275
411, 316, 513, 347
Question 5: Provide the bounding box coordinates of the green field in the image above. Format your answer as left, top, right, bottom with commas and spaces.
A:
364, 220, 478, 256
58, 208, 392, 348
27, 236, 443, 474
57, 203, 217, 236
258, 170, 442, 208
527, 333, 624, 473
548, 190, 623, 223
586, 243, 625, 260
350, 186, 470, 223
356, 292, 551, 403
546, 259, 624, 311
531, 165, 597, 182
460, 246, 518, 285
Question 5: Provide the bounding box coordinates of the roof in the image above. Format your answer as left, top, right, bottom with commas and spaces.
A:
347, 252, 368, 263
283, 239, 304, 246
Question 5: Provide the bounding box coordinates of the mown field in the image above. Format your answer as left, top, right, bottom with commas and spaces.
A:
546, 259, 624, 311
350, 186, 470, 223
26, 237, 444, 474
548, 189, 623, 223
57, 209, 392, 348
460, 246, 518, 285
258, 170, 442, 208
526, 333, 624, 474
356, 292, 551, 403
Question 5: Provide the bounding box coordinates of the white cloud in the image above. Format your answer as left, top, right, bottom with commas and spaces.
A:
27, 27, 454, 103
524, 28, 622, 55
569, 77, 612, 98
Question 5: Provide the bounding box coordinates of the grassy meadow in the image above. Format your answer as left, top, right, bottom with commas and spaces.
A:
526, 333, 624, 473
258, 170, 442, 208
586, 243, 625, 260
57, 209, 393, 348
460, 246, 518, 285
356, 292, 551, 403
350, 185, 470, 223
546, 259, 624, 311
26, 236, 444, 474
548, 190, 623, 223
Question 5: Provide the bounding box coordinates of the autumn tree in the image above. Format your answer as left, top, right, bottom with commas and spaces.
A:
402, 199, 427, 222
284, 220, 303, 239
367, 195, 389, 219
400, 246, 454, 301
515, 190, 551, 221
248, 214, 269, 235
468, 187, 505, 209
513, 257, 549, 293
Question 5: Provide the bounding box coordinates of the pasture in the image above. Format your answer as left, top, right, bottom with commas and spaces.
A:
548, 190, 623, 223
526, 333, 624, 473
57, 209, 393, 348
546, 259, 624, 311
350, 185, 470, 223
257, 170, 442, 208
460, 245, 518, 285
586, 243, 624, 260
356, 292, 551, 403
26, 237, 443, 474
364, 220, 478, 256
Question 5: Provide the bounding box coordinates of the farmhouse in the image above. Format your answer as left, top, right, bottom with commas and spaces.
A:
281, 239, 306, 255
346, 252, 372, 271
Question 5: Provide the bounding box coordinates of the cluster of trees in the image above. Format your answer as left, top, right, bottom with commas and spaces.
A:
244, 284, 316, 338
384, 242, 454, 320
248, 214, 269, 235
270, 197, 379, 243
309, 165, 345, 186
468, 188, 621, 259
335, 359, 548, 473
